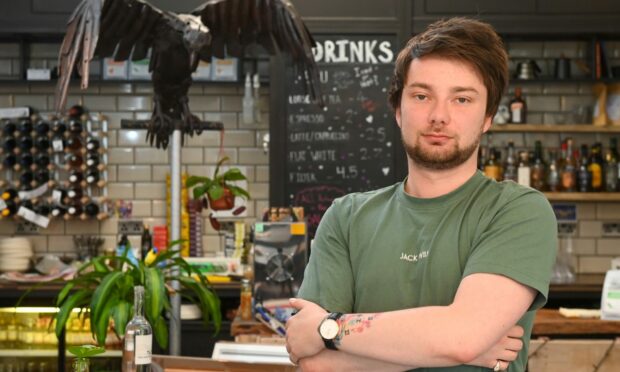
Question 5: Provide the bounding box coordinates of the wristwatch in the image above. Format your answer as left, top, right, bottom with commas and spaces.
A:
318, 312, 343, 350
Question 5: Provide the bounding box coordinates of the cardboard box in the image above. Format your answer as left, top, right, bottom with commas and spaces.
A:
152, 355, 296, 372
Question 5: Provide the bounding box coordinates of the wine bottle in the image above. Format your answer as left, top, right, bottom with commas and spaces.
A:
1, 200, 17, 217
2, 121, 17, 136
68, 171, 84, 184
35, 120, 50, 136
19, 154, 34, 168
67, 188, 83, 200
1, 188, 18, 201
52, 120, 67, 135
36, 137, 51, 152
122, 286, 153, 371
51, 204, 66, 218
2, 154, 17, 169
66, 136, 82, 151
85, 169, 100, 184
84, 202, 100, 217
19, 120, 33, 136
2, 138, 17, 153
35, 170, 50, 185
35, 203, 51, 216
19, 137, 33, 152
140, 224, 152, 261
69, 120, 83, 134
509, 87, 527, 124
19, 171, 34, 187
35, 154, 51, 168
51, 134, 65, 153
85, 153, 99, 167
67, 153, 84, 167
67, 203, 83, 217
86, 137, 100, 151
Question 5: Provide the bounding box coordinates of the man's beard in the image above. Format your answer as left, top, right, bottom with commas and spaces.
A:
402, 131, 481, 170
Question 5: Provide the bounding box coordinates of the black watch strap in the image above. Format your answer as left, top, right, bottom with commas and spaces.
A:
322, 312, 343, 350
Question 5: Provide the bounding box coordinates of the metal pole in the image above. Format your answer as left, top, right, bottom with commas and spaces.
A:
169, 128, 182, 355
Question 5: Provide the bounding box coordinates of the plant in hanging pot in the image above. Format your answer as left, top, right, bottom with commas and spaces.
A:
52, 243, 221, 349
187, 156, 250, 213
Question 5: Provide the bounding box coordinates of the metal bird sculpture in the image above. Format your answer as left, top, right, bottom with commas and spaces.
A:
55, 0, 323, 149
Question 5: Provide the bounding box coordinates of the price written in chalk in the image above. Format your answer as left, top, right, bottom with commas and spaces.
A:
335, 165, 358, 179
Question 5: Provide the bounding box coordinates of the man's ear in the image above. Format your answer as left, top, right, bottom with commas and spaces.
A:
482, 114, 493, 133
395, 107, 402, 128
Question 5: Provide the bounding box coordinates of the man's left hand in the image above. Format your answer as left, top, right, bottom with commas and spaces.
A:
285, 298, 329, 363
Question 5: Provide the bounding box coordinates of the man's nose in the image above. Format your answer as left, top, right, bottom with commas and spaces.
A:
428, 100, 450, 125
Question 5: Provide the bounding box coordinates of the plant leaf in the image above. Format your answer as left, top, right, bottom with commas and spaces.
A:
55, 289, 90, 338
68, 344, 105, 358
227, 185, 250, 199
153, 316, 168, 349
186, 175, 211, 188
177, 276, 221, 334
207, 184, 224, 200
94, 295, 118, 346
144, 267, 166, 324
111, 300, 131, 338
222, 168, 247, 181
56, 282, 75, 307
90, 271, 123, 333
92, 257, 110, 273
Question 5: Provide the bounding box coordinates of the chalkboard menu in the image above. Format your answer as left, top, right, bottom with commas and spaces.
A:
284, 35, 400, 238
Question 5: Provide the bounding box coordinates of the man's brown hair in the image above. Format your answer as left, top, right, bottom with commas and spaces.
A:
387, 17, 508, 118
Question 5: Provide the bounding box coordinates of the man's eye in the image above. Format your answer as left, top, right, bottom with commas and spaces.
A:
456, 97, 470, 104
414, 94, 427, 101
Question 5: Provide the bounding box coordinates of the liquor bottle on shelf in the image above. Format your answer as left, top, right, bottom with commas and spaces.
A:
547, 150, 561, 192
561, 139, 577, 192
606, 138, 619, 192
577, 145, 592, 193
69, 120, 83, 134
517, 151, 531, 187
122, 285, 153, 371
86, 137, 100, 151
84, 201, 100, 218
509, 87, 527, 124
589, 142, 604, 192
35, 120, 50, 136
85, 168, 104, 186
19, 120, 33, 136
140, 224, 152, 261
503, 141, 517, 182
484, 147, 502, 181
52, 120, 67, 135
531, 141, 547, 191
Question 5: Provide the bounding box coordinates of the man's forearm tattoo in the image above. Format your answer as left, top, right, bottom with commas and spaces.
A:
334, 313, 381, 347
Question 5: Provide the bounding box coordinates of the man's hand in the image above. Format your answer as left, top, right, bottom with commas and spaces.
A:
285, 298, 329, 364
467, 325, 524, 370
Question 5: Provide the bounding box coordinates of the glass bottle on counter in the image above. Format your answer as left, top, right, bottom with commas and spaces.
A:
606, 138, 619, 192
577, 145, 592, 192
240, 279, 253, 321
502, 141, 517, 182
123, 285, 153, 371
589, 143, 604, 192
547, 150, 561, 192
530, 140, 547, 191
561, 138, 577, 192
484, 147, 502, 181
517, 151, 531, 187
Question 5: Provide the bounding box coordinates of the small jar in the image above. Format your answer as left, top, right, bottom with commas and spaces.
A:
240, 279, 253, 321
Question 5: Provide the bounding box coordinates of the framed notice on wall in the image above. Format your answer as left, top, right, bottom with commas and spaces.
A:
272, 35, 405, 239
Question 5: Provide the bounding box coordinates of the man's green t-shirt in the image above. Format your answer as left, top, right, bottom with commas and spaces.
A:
298, 171, 558, 371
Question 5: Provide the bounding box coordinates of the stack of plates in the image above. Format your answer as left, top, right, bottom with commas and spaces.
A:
0, 237, 33, 272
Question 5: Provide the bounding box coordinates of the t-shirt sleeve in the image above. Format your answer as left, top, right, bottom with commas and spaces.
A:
297, 197, 355, 313
463, 190, 558, 310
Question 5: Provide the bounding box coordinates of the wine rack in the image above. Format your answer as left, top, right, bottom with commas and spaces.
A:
0, 114, 110, 228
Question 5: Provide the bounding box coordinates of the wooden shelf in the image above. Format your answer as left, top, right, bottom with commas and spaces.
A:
489, 124, 620, 133
543, 192, 620, 201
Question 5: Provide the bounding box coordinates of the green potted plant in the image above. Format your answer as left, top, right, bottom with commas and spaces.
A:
53, 243, 221, 349
187, 156, 250, 211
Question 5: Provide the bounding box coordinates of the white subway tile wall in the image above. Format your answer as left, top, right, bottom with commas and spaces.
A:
1, 41, 619, 272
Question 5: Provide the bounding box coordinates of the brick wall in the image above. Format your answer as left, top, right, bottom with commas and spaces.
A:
1, 39, 620, 273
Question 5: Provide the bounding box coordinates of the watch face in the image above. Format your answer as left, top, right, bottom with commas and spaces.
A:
319, 319, 340, 340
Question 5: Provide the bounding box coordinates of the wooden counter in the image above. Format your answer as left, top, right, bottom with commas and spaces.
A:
533, 309, 620, 337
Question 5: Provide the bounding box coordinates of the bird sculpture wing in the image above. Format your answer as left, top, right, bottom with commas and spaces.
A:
194, 0, 324, 106
55, 0, 166, 113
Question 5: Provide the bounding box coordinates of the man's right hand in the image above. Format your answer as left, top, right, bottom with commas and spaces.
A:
467, 325, 524, 370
